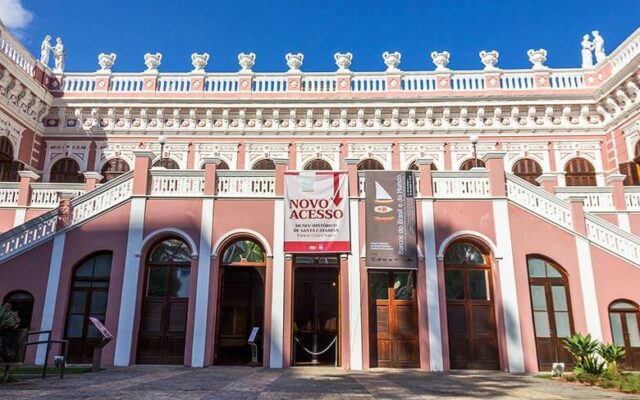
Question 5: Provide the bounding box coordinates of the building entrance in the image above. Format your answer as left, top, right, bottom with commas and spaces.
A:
368, 270, 420, 368
293, 256, 340, 366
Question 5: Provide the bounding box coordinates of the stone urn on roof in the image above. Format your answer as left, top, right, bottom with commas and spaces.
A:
144, 52, 162, 73
527, 49, 548, 70
238, 52, 256, 72
97, 53, 117, 73
334, 52, 353, 72
431, 51, 450, 71
382, 51, 401, 72
285, 53, 304, 72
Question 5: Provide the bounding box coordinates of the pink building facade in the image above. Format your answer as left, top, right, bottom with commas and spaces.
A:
1, 22, 640, 372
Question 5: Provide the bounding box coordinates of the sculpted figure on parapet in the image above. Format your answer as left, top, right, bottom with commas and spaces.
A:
53, 37, 65, 73
40, 35, 51, 66
581, 31, 606, 68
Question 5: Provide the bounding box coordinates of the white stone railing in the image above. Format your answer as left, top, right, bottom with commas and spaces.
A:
624, 187, 640, 211
555, 187, 614, 211
357, 172, 421, 197
253, 75, 288, 92
608, 27, 640, 74
0, 183, 20, 206
549, 70, 584, 89
205, 75, 239, 92
71, 173, 133, 224
0, 24, 36, 76
110, 74, 145, 92
0, 210, 57, 261
506, 173, 573, 230
351, 74, 386, 92
401, 73, 437, 91
62, 74, 96, 92
301, 74, 337, 92
149, 169, 205, 196
451, 73, 486, 91
432, 170, 491, 198
585, 213, 640, 264
217, 171, 275, 197
30, 184, 86, 208
500, 72, 535, 90
157, 75, 191, 92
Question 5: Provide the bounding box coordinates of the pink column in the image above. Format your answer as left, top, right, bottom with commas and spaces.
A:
568, 196, 588, 236
282, 254, 293, 368
132, 150, 154, 195
484, 73, 501, 90
536, 173, 558, 193
339, 254, 351, 368
273, 158, 288, 196
533, 72, 550, 89
415, 158, 434, 196
238, 72, 254, 93
336, 72, 352, 93
482, 151, 507, 196
55, 193, 74, 230
386, 72, 402, 93
435, 74, 451, 91
286, 71, 302, 92
416, 258, 430, 370
17, 170, 39, 207
95, 74, 111, 95
202, 157, 222, 196
190, 73, 205, 94
606, 174, 627, 211
344, 158, 359, 197
83, 171, 103, 191
142, 74, 158, 94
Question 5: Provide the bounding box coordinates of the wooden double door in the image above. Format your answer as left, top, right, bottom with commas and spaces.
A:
368, 270, 419, 368
445, 265, 500, 370
609, 301, 640, 370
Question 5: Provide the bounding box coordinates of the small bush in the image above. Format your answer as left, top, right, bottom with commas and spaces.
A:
0, 303, 20, 335
576, 372, 600, 386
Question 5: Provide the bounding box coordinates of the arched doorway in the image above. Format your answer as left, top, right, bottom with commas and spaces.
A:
153, 158, 180, 169
513, 158, 543, 185
64, 252, 112, 363
526, 256, 575, 370
50, 158, 83, 183
408, 161, 437, 171
608, 300, 640, 370
137, 238, 192, 364
303, 158, 333, 171
100, 158, 130, 182
444, 240, 499, 370
215, 238, 266, 365
565, 158, 596, 186
460, 159, 486, 170
201, 160, 230, 170
252, 159, 276, 170
0, 137, 21, 182
357, 159, 384, 171
620, 142, 640, 186
3, 290, 34, 330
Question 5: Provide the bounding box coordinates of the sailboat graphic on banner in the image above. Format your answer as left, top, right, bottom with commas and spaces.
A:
374, 181, 394, 222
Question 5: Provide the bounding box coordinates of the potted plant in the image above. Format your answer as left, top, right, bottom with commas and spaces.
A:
0, 303, 27, 363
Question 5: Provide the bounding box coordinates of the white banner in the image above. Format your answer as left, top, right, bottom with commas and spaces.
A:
284, 171, 350, 253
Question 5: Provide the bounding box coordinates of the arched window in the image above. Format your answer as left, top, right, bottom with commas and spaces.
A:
200, 160, 230, 170
620, 142, 640, 186
609, 300, 640, 370
444, 241, 499, 370
137, 238, 192, 364
3, 290, 34, 329
153, 158, 180, 169
527, 256, 574, 370
565, 158, 596, 186
357, 159, 384, 171
513, 158, 543, 186
100, 158, 130, 183
252, 159, 276, 170
216, 239, 266, 365
50, 158, 82, 183
408, 161, 437, 171
64, 252, 112, 363
304, 159, 332, 171
459, 159, 485, 170
0, 137, 21, 182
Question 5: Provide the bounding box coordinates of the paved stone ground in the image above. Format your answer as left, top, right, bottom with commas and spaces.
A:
0, 366, 638, 399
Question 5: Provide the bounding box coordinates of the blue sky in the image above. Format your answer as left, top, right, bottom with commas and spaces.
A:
4, 0, 640, 73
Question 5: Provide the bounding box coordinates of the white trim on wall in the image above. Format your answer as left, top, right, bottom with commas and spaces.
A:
269, 199, 285, 368
211, 228, 273, 257
113, 197, 146, 366
348, 198, 363, 370
575, 236, 603, 341
35, 233, 66, 365
136, 227, 199, 259
191, 198, 214, 367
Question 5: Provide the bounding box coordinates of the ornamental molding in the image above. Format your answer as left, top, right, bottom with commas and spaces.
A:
399, 142, 445, 170
147, 142, 189, 168
347, 142, 393, 169
0, 65, 52, 126
295, 142, 341, 170
194, 142, 239, 169
450, 141, 497, 169
623, 120, 640, 160
95, 141, 140, 170
0, 109, 24, 153
554, 140, 603, 170
503, 141, 551, 170
244, 142, 289, 169
43, 140, 91, 180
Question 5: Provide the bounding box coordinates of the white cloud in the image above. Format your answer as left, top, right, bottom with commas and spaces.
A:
0, 0, 33, 30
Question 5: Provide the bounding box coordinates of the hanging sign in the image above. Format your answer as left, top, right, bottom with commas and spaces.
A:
365, 171, 418, 269
284, 171, 350, 253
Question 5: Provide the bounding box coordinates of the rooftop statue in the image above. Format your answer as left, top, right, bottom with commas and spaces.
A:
40, 35, 51, 66
144, 53, 162, 73
334, 52, 353, 72
479, 50, 499, 70
581, 34, 594, 68
592, 30, 606, 63
191, 53, 209, 73
52, 37, 65, 73
98, 53, 117, 73
382, 51, 401, 72
527, 48, 548, 70
431, 51, 450, 71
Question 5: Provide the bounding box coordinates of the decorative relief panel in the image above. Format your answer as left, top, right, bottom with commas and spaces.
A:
0, 110, 23, 154
194, 142, 239, 169
347, 142, 393, 169
399, 142, 445, 170
244, 142, 289, 169
148, 142, 190, 168
449, 141, 497, 169
503, 142, 550, 171
554, 141, 603, 170
623, 121, 640, 161
43, 141, 91, 180
95, 141, 140, 170
296, 142, 341, 170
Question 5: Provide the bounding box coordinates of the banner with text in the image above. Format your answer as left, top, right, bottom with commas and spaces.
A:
365, 171, 418, 269
284, 171, 350, 253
